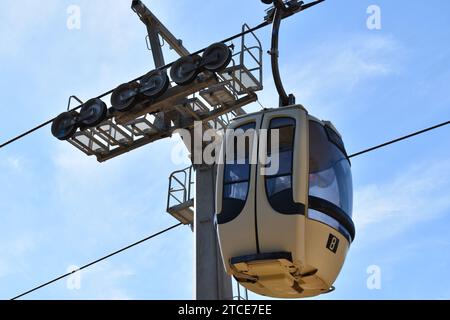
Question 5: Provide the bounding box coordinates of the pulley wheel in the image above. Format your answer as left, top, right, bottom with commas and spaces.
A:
202, 43, 232, 72
51, 111, 79, 141
111, 82, 140, 112
140, 70, 170, 99
170, 55, 201, 86
79, 98, 108, 128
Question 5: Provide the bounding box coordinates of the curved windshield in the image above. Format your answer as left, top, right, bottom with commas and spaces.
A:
309, 121, 353, 218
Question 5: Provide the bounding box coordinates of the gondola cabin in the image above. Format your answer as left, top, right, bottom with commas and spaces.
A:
215, 105, 355, 298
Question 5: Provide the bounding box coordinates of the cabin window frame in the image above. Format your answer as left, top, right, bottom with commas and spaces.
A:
264, 117, 303, 215
308, 120, 355, 241
218, 122, 256, 224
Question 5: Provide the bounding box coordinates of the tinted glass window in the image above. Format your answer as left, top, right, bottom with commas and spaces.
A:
224, 164, 250, 183
309, 121, 353, 217
228, 122, 255, 163
265, 118, 302, 214
266, 176, 292, 196
224, 182, 249, 201
223, 123, 256, 202
267, 118, 295, 156
219, 122, 256, 224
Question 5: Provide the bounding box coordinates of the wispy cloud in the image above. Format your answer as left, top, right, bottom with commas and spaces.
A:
43, 139, 192, 298
65, 261, 135, 300
353, 159, 450, 243
290, 34, 401, 93
0, 156, 25, 173
0, 234, 36, 278
266, 33, 405, 119
0, 0, 60, 56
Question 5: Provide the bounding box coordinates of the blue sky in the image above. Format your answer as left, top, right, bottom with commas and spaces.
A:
0, 0, 449, 300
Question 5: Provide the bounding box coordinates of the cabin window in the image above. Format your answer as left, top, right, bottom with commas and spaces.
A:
265, 118, 303, 214
308, 120, 355, 241
219, 122, 256, 223
308, 121, 353, 217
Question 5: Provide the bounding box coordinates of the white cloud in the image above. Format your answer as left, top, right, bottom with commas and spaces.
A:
0, 234, 36, 278
67, 262, 135, 300
7, 157, 22, 170
44, 138, 192, 298
353, 159, 450, 243
0, 0, 60, 55
0, 156, 24, 173
274, 33, 404, 118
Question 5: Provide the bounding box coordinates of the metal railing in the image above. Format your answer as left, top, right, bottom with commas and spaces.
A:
167, 166, 194, 211
240, 23, 264, 91
234, 280, 249, 301
65, 23, 264, 162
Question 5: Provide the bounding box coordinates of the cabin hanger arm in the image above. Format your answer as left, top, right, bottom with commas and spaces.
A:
263, 0, 326, 106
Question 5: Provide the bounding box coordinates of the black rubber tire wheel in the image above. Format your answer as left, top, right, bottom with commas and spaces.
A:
202, 43, 232, 72
79, 98, 108, 128
51, 111, 79, 141
170, 55, 201, 86
111, 82, 140, 112
140, 70, 170, 99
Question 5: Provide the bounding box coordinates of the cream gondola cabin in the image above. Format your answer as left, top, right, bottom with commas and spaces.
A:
215, 105, 355, 298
